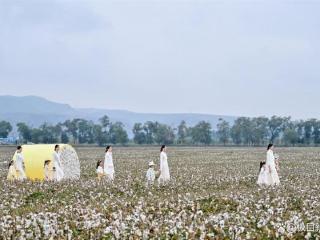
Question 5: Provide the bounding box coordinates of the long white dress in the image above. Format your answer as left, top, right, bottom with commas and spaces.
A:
158, 152, 170, 184
257, 150, 280, 186
15, 152, 26, 180
53, 151, 64, 181
104, 152, 114, 181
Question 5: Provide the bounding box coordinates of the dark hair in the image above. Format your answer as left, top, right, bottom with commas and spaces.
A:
17, 146, 22, 150
8, 160, 13, 169
55, 145, 59, 151
96, 160, 102, 169
44, 160, 51, 167
267, 144, 273, 150
259, 161, 266, 172
160, 145, 166, 152
105, 146, 111, 153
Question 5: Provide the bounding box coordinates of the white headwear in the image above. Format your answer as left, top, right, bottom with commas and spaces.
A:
148, 161, 155, 167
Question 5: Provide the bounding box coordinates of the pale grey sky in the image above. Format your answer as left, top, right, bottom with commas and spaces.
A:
0, 0, 319, 119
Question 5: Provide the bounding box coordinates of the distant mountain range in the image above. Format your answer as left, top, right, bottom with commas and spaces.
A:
0, 95, 237, 137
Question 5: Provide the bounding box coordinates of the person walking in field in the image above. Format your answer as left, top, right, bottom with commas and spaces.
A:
104, 146, 115, 181
44, 160, 53, 181
53, 145, 64, 181
257, 144, 280, 186
7, 160, 17, 181
146, 161, 156, 187
158, 145, 170, 185
15, 146, 27, 181
96, 160, 105, 182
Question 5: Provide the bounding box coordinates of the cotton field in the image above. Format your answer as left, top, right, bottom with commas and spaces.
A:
0, 146, 320, 239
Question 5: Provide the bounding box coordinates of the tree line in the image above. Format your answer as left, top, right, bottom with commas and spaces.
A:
216, 116, 320, 146
0, 115, 320, 146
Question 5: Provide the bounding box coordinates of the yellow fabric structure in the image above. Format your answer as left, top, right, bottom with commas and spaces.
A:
12, 144, 80, 181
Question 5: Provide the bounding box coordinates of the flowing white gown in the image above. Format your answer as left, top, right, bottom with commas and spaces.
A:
257, 150, 280, 186
53, 151, 64, 181
104, 152, 114, 181
15, 152, 26, 180
158, 152, 170, 184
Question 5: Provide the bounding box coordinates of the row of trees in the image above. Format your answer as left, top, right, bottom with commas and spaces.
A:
216, 116, 320, 146
1, 115, 320, 146
133, 121, 212, 145
15, 116, 129, 145
0, 121, 13, 138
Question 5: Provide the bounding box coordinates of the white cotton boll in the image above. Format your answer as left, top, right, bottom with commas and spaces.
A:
20, 229, 25, 236
120, 223, 126, 231
35, 227, 41, 236
278, 227, 285, 235
223, 213, 230, 220
25, 219, 31, 228
239, 227, 245, 233
26, 232, 33, 239
32, 219, 38, 228
293, 215, 299, 222
257, 220, 264, 228
104, 226, 112, 234
43, 224, 50, 236
219, 220, 225, 228
197, 210, 203, 216
68, 232, 72, 240
140, 214, 146, 222
114, 219, 120, 227
143, 230, 149, 240
305, 232, 312, 239
267, 208, 274, 215
176, 221, 182, 229
188, 226, 194, 233
113, 228, 120, 239
200, 231, 206, 240
135, 229, 142, 237
207, 233, 215, 237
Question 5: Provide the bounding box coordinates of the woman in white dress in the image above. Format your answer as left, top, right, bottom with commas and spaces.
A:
15, 146, 26, 181
53, 145, 64, 181
104, 146, 115, 181
257, 144, 280, 186
158, 145, 170, 185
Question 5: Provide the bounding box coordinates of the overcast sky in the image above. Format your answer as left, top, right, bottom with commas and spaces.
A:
0, 0, 319, 119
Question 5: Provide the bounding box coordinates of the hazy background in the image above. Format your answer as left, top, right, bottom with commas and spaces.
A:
0, 0, 319, 119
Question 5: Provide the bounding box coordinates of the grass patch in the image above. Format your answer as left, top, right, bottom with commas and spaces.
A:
25, 191, 46, 204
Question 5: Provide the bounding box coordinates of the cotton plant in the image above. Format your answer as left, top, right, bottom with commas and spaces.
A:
0, 146, 319, 239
